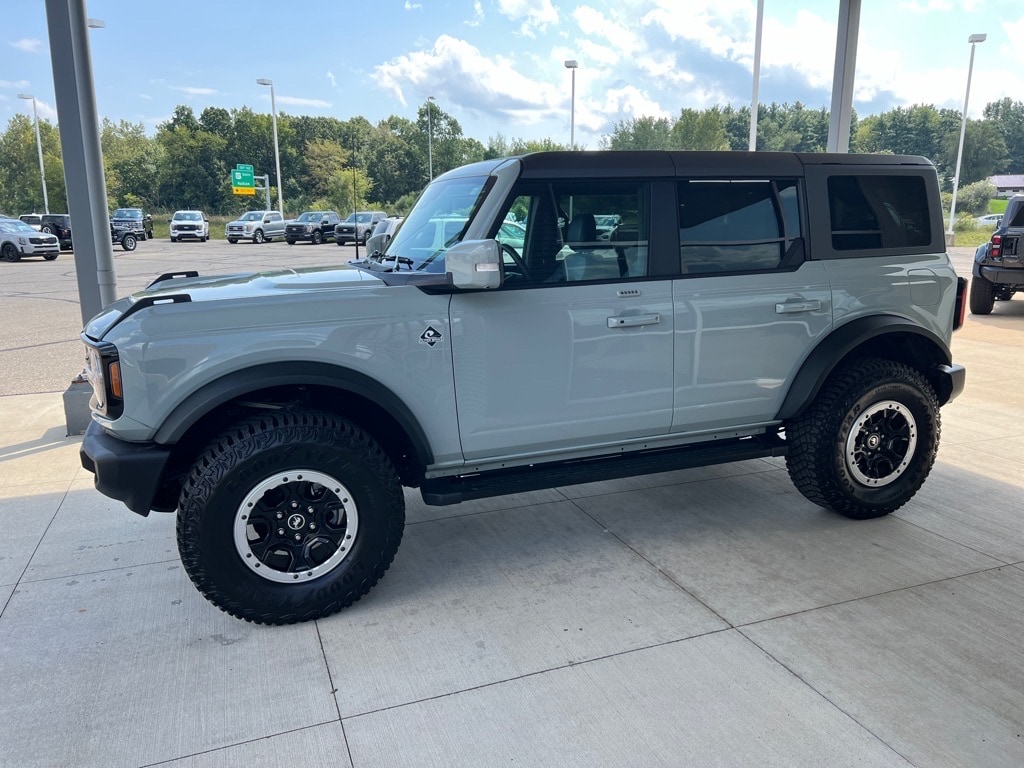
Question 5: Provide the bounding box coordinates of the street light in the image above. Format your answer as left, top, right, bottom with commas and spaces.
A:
256, 78, 284, 215
426, 96, 436, 180
947, 33, 986, 243
564, 60, 578, 150
17, 93, 49, 214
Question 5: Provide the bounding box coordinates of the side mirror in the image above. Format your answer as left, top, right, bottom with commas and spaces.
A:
446, 239, 503, 290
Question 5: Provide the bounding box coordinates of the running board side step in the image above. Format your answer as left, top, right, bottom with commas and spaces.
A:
420, 435, 786, 506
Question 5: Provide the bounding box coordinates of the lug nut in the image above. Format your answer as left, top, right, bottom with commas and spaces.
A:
294, 533, 301, 541
277, 528, 285, 536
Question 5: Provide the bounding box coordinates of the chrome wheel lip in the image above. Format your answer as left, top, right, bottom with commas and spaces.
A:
233, 469, 359, 584
845, 400, 917, 488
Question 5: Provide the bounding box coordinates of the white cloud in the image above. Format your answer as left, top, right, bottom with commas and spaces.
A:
170, 86, 218, 96
404, 1, 422, 9
276, 95, 331, 108
466, 1, 484, 27
326, 69, 337, 87
0, 79, 31, 89
9, 38, 43, 54
373, 34, 563, 125
496, 0, 559, 37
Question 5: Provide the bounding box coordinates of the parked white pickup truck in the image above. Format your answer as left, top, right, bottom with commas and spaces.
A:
225, 210, 287, 244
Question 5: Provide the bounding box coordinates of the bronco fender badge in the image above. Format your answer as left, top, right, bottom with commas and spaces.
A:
420, 326, 443, 347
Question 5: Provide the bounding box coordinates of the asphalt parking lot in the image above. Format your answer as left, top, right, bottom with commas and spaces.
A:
1, 242, 1023, 767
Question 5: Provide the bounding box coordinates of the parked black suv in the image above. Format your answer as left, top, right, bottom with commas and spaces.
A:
285, 211, 341, 245
40, 214, 73, 250
110, 208, 154, 241
971, 194, 1024, 314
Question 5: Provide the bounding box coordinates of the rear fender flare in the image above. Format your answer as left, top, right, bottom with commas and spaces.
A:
777, 315, 951, 421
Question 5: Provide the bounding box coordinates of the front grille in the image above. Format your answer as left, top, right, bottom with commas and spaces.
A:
176, 224, 197, 232
30, 237, 56, 245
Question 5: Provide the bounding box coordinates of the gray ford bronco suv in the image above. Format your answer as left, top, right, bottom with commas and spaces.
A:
80, 151, 967, 624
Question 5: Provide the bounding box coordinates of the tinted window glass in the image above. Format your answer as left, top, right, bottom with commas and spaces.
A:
498, 181, 650, 283
828, 175, 930, 250
677, 180, 791, 273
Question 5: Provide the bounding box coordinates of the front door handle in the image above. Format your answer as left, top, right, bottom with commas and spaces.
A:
775, 300, 821, 314
608, 314, 661, 328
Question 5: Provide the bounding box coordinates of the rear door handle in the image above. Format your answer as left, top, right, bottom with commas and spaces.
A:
775, 300, 821, 314
608, 314, 660, 328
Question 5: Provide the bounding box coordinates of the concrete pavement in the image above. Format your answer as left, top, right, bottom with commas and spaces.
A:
1, 251, 1023, 766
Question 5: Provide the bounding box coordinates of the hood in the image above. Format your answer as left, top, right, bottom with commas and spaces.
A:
84, 264, 383, 340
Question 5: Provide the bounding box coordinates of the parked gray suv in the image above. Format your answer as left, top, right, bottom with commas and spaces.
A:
79, 151, 966, 625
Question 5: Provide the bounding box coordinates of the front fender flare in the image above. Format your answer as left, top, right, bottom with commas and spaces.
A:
152, 361, 434, 467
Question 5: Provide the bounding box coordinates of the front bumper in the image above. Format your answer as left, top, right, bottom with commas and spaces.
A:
80, 421, 174, 516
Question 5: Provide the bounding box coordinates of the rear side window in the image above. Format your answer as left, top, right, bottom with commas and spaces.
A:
677, 179, 799, 274
828, 175, 930, 250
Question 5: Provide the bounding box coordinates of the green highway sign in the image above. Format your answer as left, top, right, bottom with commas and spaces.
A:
232, 164, 255, 196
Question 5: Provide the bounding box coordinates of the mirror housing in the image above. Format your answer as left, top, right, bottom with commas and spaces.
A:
446, 239, 503, 290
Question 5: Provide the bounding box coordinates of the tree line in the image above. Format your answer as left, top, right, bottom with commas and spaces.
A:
2, 98, 1022, 218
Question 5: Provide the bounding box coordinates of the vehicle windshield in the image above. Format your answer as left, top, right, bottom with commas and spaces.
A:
174, 212, 201, 221
297, 212, 322, 222
380, 176, 489, 272
240, 212, 263, 221
113, 209, 141, 219
0, 220, 35, 233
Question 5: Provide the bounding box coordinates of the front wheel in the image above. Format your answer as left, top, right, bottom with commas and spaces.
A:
121, 233, 137, 251
253, 229, 265, 244
43, 252, 59, 261
286, 238, 295, 245
969, 276, 995, 315
176, 410, 405, 624
228, 238, 238, 244
312, 231, 323, 245
1, 243, 19, 261
786, 358, 939, 519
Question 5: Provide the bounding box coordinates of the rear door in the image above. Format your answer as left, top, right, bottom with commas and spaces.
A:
670, 176, 833, 433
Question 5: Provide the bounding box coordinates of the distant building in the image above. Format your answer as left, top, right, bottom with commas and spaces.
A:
987, 174, 1024, 198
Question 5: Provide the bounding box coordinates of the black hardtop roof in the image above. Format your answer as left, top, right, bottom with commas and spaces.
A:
515, 150, 934, 179
431, 150, 935, 184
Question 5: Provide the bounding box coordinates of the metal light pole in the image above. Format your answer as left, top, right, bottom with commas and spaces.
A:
947, 33, 987, 243
18, 93, 49, 214
564, 60, 578, 150
426, 96, 436, 180
257, 78, 284, 215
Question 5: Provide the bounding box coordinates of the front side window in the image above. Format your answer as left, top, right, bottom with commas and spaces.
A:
828, 175, 930, 250
496, 180, 650, 284
677, 179, 797, 274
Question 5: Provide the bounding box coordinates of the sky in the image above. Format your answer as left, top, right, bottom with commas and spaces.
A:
2, 0, 1021, 150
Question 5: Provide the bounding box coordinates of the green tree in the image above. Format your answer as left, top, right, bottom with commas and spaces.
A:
940, 119, 1008, 188
672, 107, 730, 150
983, 98, 1024, 174
602, 116, 675, 150
101, 119, 161, 209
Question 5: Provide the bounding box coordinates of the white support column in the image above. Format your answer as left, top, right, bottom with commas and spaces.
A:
826, 0, 861, 153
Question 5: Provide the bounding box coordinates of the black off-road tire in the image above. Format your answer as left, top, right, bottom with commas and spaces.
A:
969, 276, 995, 315
786, 358, 940, 519
176, 410, 405, 624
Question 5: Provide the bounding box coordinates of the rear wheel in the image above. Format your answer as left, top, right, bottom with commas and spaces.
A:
786, 358, 939, 519
969, 276, 995, 315
176, 410, 405, 624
